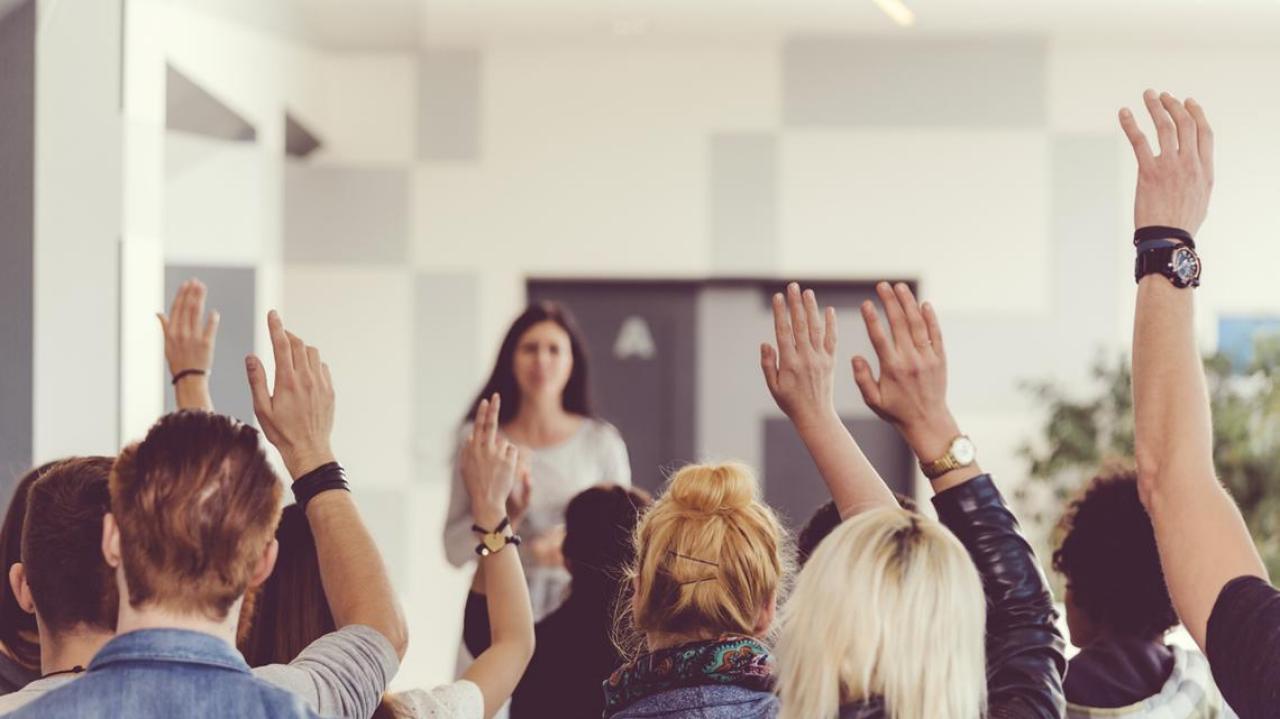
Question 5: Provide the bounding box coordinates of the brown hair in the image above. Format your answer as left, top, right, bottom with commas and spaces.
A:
0, 463, 53, 669
110, 411, 282, 619
240, 503, 401, 719
22, 457, 118, 635
240, 504, 331, 665
623, 463, 790, 655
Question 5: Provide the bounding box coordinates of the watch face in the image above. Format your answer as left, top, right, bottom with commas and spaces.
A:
1172, 247, 1201, 284
950, 436, 976, 465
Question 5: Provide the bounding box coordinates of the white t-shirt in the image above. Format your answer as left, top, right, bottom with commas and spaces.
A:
0, 625, 399, 718
392, 682, 484, 719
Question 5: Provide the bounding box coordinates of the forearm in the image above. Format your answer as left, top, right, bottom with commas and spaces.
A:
793, 409, 897, 519
306, 490, 410, 659
173, 376, 214, 412
1133, 276, 1264, 646
462, 546, 535, 719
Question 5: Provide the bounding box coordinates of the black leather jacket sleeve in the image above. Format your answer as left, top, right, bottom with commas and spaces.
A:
933, 474, 1067, 719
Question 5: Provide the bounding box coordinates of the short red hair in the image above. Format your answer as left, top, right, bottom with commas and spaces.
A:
110, 411, 282, 619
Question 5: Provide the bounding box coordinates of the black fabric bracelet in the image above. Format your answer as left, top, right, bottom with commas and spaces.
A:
1134, 226, 1195, 249
171, 368, 207, 385
291, 461, 350, 512
471, 517, 511, 535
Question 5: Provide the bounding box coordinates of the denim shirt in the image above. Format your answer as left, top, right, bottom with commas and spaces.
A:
3, 628, 326, 718
608, 684, 778, 719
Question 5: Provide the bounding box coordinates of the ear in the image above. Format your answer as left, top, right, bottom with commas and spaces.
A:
248, 538, 278, 589
8, 563, 35, 615
101, 513, 122, 569
752, 591, 778, 636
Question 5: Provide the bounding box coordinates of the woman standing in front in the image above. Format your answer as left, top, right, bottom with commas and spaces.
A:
443, 301, 631, 619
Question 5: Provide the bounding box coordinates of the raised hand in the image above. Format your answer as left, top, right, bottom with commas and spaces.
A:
463, 395, 520, 530
1119, 89, 1214, 235
159, 279, 219, 410
760, 282, 839, 429
853, 282, 960, 465
245, 310, 336, 479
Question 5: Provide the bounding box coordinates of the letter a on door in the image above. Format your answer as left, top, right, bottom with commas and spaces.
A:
614, 315, 657, 360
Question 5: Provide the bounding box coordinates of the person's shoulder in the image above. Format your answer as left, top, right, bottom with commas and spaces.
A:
580, 417, 625, 445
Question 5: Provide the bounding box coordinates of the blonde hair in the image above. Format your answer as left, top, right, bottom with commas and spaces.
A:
621, 462, 789, 655
776, 507, 986, 719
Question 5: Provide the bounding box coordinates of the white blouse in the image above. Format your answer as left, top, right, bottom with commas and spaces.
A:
443, 417, 631, 619
395, 680, 483, 718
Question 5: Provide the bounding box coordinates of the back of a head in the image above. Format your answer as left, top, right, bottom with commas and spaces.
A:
563, 484, 652, 590
22, 457, 118, 636
240, 503, 333, 665
110, 411, 282, 620
0, 462, 57, 668
777, 507, 986, 719
626, 462, 788, 650
1054, 470, 1178, 641
797, 493, 918, 567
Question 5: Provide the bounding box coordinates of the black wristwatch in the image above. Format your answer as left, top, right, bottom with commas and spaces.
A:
1135, 244, 1201, 288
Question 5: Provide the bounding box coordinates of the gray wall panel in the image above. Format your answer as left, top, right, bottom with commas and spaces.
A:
284, 163, 410, 263
413, 272, 480, 479
418, 48, 481, 161
0, 0, 34, 485
164, 266, 257, 426
710, 133, 778, 274
784, 36, 1047, 127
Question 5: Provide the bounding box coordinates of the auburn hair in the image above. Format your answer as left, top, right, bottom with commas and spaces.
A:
109, 411, 282, 619
621, 462, 790, 656
22, 456, 118, 635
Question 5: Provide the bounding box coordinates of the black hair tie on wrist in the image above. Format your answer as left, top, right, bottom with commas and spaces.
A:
292, 462, 350, 512
472, 517, 511, 535
1134, 226, 1195, 249
171, 368, 207, 385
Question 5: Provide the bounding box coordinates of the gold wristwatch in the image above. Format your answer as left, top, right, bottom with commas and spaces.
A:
920, 435, 977, 480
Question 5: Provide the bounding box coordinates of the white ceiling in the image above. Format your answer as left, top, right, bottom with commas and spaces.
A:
181, 0, 1280, 49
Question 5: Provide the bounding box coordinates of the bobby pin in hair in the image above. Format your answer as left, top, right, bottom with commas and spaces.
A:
677, 576, 716, 586
667, 550, 719, 567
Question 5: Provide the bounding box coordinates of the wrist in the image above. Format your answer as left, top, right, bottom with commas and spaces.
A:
901, 413, 962, 463
282, 445, 337, 480
789, 405, 842, 435
471, 504, 506, 531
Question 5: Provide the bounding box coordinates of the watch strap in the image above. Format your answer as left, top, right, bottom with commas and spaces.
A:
920, 436, 973, 480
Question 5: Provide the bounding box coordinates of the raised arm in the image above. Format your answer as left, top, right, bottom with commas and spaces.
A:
459, 394, 536, 719
855, 282, 1066, 718
1121, 90, 1265, 648
761, 282, 896, 518
851, 282, 981, 493
159, 279, 219, 411
246, 310, 409, 660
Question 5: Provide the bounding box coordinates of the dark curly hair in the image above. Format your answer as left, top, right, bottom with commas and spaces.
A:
797, 493, 918, 567
1053, 471, 1178, 640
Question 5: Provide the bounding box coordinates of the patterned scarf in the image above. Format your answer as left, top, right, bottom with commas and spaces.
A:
602, 635, 774, 716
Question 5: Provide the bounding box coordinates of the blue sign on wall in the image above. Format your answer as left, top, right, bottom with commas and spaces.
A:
1218, 315, 1280, 373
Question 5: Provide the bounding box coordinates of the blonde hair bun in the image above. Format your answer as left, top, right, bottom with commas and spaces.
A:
665, 462, 757, 514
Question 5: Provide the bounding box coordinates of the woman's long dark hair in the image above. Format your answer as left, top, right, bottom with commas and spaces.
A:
240, 504, 401, 719
465, 301, 595, 425
0, 463, 56, 670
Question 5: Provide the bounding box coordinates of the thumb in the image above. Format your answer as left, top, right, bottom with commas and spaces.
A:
156, 313, 169, 333
245, 355, 272, 419
760, 343, 780, 393
851, 356, 882, 409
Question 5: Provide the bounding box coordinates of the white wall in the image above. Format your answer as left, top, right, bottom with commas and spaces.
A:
276, 33, 1280, 690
